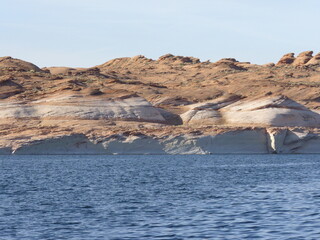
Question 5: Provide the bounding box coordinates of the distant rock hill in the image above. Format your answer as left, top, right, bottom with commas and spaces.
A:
0, 56, 42, 72
0, 51, 319, 154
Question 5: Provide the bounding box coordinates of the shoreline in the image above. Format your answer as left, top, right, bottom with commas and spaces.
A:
1, 128, 318, 155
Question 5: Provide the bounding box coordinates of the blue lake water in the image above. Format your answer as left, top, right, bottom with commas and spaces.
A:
1, 155, 320, 240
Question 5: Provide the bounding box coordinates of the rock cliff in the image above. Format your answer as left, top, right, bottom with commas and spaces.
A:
6, 128, 320, 155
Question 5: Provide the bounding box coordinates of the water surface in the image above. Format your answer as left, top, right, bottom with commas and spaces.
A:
1, 155, 320, 239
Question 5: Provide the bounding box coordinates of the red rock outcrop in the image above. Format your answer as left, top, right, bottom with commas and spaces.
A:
158, 54, 200, 64
0, 52, 319, 154
276, 53, 295, 65
0, 56, 42, 72
292, 51, 313, 66
306, 52, 320, 65
212, 58, 246, 71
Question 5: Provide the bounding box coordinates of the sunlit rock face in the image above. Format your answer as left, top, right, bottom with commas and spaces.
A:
292, 51, 313, 66
0, 94, 172, 123
222, 96, 320, 127
181, 96, 320, 127
267, 128, 320, 154
0, 53, 319, 154
306, 52, 320, 65
276, 53, 296, 65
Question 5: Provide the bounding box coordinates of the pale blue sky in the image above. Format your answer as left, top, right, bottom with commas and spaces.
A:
1, 0, 320, 67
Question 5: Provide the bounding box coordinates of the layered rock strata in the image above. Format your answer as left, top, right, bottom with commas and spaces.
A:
4, 128, 319, 155
0, 94, 175, 123
0, 52, 319, 154
181, 96, 320, 127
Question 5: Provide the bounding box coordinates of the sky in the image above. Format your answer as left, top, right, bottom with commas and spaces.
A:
1, 0, 320, 68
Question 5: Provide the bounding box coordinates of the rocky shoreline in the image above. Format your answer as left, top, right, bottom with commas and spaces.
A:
0, 52, 319, 155
0, 128, 316, 155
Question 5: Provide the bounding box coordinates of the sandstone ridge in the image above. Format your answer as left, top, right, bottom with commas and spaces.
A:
277, 51, 320, 66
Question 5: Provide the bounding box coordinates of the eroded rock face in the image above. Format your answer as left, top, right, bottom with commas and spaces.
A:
13, 134, 106, 155
276, 51, 318, 66
5, 130, 272, 155
292, 51, 313, 66
7, 129, 320, 155
189, 130, 269, 154
158, 54, 200, 64
181, 95, 320, 127
212, 58, 246, 71
276, 53, 296, 65
306, 52, 320, 65
0, 94, 172, 124
0, 76, 23, 99
180, 96, 240, 124
0, 53, 319, 154
181, 109, 222, 125
267, 128, 320, 153
222, 96, 320, 127
103, 135, 165, 154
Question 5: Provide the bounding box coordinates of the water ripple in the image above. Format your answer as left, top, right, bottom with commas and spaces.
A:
1, 154, 320, 239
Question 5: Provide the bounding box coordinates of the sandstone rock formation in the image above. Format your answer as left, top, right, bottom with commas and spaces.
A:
306, 52, 320, 65
222, 96, 320, 127
212, 58, 246, 71
181, 95, 320, 127
0, 51, 319, 154
292, 51, 313, 66
0, 56, 42, 72
43, 67, 76, 75
13, 134, 106, 155
180, 95, 240, 124
267, 128, 320, 153
158, 54, 200, 64
0, 93, 175, 124
276, 51, 320, 66
0, 75, 23, 99
276, 53, 296, 65
7, 128, 320, 155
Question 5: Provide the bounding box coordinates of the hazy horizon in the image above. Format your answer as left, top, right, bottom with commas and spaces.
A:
1, 0, 320, 68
